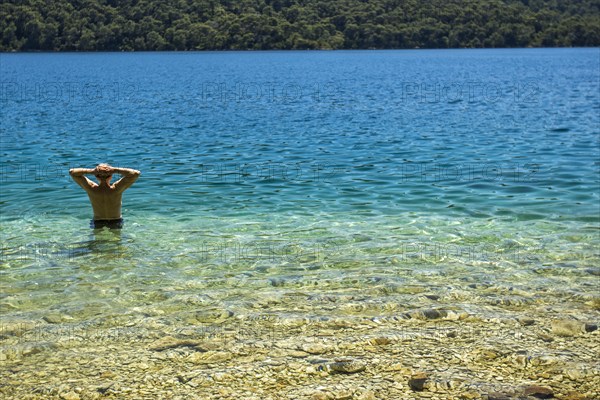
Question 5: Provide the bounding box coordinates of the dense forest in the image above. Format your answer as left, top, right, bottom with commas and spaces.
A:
1, 0, 599, 51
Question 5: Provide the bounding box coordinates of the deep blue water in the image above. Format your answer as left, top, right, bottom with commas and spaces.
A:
0, 49, 599, 321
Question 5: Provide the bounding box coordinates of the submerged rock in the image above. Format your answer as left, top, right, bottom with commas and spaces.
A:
408, 372, 429, 391
327, 359, 366, 374
562, 391, 590, 400
59, 391, 80, 400
300, 343, 331, 355
148, 336, 206, 351
369, 336, 394, 345
551, 319, 596, 337
517, 317, 536, 326
408, 308, 447, 320
487, 392, 513, 400
522, 384, 554, 398
584, 267, 600, 276
187, 351, 232, 364
405, 308, 467, 321
42, 313, 73, 324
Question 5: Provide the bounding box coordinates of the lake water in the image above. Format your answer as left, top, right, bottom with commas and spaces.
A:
0, 49, 599, 397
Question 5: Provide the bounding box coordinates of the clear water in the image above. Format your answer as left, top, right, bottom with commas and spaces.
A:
0, 49, 599, 330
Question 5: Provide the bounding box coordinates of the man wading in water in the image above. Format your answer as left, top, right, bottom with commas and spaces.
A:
69, 164, 141, 229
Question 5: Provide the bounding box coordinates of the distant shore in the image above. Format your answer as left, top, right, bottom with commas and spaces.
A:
2, 0, 598, 51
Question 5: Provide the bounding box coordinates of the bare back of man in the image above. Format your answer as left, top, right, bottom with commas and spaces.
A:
70, 163, 141, 228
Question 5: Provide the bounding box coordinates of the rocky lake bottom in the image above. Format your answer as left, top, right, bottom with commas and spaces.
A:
2, 259, 598, 400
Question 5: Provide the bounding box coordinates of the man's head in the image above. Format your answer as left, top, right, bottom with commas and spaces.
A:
95, 163, 113, 183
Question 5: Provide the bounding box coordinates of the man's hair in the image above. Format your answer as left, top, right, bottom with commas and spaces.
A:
96, 164, 112, 177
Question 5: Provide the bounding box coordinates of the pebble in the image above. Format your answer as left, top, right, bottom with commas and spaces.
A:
193, 309, 234, 323
333, 390, 353, 400
369, 336, 393, 345
269, 278, 286, 287
96, 382, 114, 394
460, 391, 481, 399
538, 333, 554, 342
356, 391, 376, 400
212, 372, 232, 382
565, 368, 585, 380
0, 302, 18, 310
289, 350, 309, 358
311, 392, 328, 400
59, 391, 80, 400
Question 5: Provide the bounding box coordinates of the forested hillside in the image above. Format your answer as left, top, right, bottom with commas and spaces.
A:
1, 0, 598, 51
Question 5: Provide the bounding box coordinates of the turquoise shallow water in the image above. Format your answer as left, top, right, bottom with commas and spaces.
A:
0, 49, 599, 325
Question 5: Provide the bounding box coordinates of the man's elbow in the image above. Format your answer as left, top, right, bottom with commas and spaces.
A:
129, 170, 141, 181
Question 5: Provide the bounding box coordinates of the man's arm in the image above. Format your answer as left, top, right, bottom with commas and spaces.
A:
112, 167, 141, 193
69, 168, 96, 191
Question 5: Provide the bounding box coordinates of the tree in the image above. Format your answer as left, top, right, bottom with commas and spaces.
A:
146, 31, 167, 50
0, 0, 598, 51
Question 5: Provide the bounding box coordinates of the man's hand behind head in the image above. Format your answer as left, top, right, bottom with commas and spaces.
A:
94, 164, 113, 178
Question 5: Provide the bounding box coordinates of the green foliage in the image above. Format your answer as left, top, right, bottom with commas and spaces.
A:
0, 0, 598, 51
